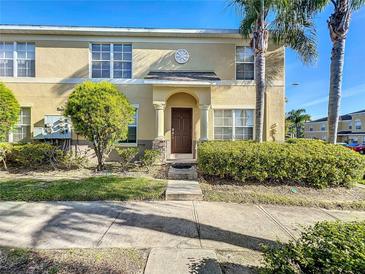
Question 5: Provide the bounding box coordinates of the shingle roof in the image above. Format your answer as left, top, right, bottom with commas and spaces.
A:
145, 71, 221, 81
308, 113, 355, 123
338, 131, 365, 135
349, 109, 365, 115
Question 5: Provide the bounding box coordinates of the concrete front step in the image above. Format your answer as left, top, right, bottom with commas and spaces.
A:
167, 164, 198, 180
165, 180, 203, 201
144, 248, 222, 274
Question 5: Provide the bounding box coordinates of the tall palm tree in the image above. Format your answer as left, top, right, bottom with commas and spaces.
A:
232, 0, 318, 142
327, 0, 364, 143
301, 0, 364, 143
286, 109, 311, 138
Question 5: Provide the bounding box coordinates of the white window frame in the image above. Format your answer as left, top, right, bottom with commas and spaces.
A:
213, 109, 255, 141
0, 41, 35, 78
8, 107, 31, 143
235, 46, 255, 81
355, 119, 362, 130
320, 124, 326, 131
89, 43, 132, 79
117, 104, 139, 147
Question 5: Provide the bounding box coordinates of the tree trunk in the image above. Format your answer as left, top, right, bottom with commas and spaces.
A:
255, 51, 266, 142
253, 1, 268, 143
296, 124, 300, 138
327, 0, 350, 144
93, 138, 105, 171
328, 39, 346, 144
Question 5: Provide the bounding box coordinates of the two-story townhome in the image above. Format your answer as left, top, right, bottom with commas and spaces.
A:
304, 109, 365, 144
0, 25, 285, 159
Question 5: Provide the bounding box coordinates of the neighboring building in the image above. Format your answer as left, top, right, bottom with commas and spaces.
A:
0, 25, 285, 159
304, 110, 365, 144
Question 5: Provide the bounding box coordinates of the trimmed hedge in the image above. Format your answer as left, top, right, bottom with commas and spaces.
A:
7, 143, 64, 168
262, 221, 365, 273
198, 139, 365, 188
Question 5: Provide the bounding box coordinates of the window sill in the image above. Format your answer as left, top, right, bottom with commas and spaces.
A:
115, 143, 138, 147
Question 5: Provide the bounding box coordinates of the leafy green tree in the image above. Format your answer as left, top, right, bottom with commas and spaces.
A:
65, 81, 134, 171
232, 0, 318, 142
0, 83, 20, 142
286, 109, 311, 138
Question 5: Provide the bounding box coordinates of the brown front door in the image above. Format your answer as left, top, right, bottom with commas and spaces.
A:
171, 108, 192, 153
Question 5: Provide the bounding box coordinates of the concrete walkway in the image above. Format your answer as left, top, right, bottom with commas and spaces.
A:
1, 201, 364, 250
165, 180, 203, 200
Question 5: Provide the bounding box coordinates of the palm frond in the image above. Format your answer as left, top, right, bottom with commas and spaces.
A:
351, 0, 365, 10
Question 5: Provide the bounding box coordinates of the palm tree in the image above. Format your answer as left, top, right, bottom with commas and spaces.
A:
327, 0, 364, 143
301, 0, 364, 143
232, 0, 318, 142
286, 109, 311, 138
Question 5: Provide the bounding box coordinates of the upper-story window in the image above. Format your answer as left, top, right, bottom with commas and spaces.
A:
355, 119, 362, 130
321, 124, 326, 131
348, 121, 352, 130
236, 46, 254, 80
309, 127, 313, 131
0, 42, 35, 77
91, 43, 132, 79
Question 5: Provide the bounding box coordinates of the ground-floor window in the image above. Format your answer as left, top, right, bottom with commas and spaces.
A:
9, 107, 31, 142
214, 109, 254, 140
117, 106, 138, 145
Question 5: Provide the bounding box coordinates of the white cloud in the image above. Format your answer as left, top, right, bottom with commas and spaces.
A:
301, 83, 365, 108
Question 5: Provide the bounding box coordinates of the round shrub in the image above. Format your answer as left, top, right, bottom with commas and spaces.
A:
141, 149, 160, 167
197, 140, 365, 188
262, 221, 365, 273
115, 147, 139, 171
0, 83, 20, 141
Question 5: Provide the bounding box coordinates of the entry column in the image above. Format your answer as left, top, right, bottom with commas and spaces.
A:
199, 104, 210, 141
152, 103, 166, 161
154, 103, 165, 139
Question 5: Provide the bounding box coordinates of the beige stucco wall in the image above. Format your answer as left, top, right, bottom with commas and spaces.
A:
1, 34, 284, 82
351, 113, 365, 132
36, 41, 89, 78
304, 113, 365, 142
1, 33, 286, 146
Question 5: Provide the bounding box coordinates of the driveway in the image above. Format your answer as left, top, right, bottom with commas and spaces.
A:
1, 201, 364, 250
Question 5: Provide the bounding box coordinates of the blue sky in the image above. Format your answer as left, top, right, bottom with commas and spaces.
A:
0, 0, 364, 120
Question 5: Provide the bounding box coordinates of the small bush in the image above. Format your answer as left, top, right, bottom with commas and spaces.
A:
262, 221, 365, 273
115, 147, 139, 171
141, 149, 160, 168
7, 143, 64, 169
198, 140, 365, 188
0, 143, 12, 169
58, 150, 89, 170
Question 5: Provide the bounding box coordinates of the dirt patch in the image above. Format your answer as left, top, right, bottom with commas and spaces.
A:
0, 247, 149, 274
201, 178, 365, 210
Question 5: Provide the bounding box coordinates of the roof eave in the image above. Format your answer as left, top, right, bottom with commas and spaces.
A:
0, 25, 242, 38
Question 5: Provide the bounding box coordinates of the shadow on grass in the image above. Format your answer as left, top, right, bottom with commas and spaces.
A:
188, 257, 262, 274
0, 246, 145, 274
0, 176, 166, 201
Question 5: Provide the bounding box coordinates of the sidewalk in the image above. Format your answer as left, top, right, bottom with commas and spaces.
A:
1, 201, 364, 250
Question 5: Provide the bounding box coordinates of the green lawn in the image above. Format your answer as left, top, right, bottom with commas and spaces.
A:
0, 176, 167, 201
0, 246, 148, 274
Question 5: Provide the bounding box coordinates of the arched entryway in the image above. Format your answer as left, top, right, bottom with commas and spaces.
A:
165, 92, 198, 158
